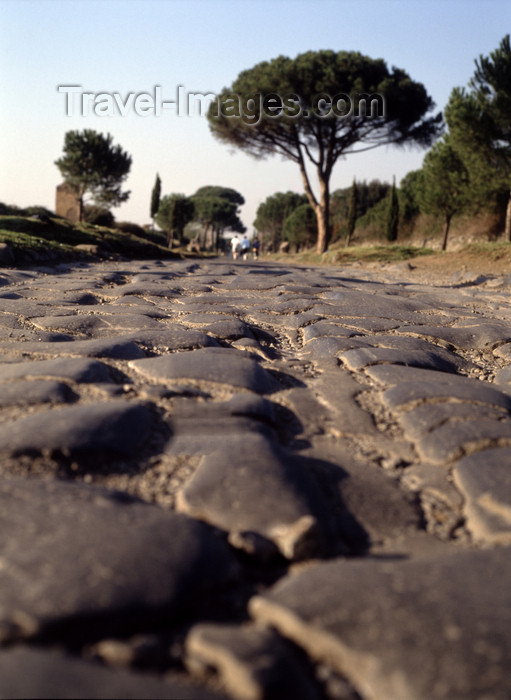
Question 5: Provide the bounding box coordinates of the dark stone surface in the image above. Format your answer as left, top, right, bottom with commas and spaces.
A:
454, 447, 511, 544
1, 258, 511, 699
129, 348, 280, 394
0, 478, 239, 642
177, 432, 330, 560
0, 647, 228, 699
186, 623, 320, 700
0, 401, 152, 458
0, 357, 113, 383
250, 548, 511, 700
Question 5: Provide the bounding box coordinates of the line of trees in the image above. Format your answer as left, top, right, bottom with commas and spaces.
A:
154, 183, 246, 251
253, 35, 510, 252
53, 35, 510, 254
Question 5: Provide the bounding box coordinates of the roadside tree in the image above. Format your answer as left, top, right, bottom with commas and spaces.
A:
282, 203, 317, 250
445, 35, 511, 239
55, 129, 132, 221
156, 194, 195, 247
253, 191, 307, 251
150, 173, 161, 225
208, 49, 441, 253
417, 136, 470, 251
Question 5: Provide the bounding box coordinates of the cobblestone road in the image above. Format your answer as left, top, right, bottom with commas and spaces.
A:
0, 257, 510, 699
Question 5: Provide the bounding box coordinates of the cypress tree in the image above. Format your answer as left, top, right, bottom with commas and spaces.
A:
386, 177, 399, 242
150, 173, 161, 225
345, 178, 358, 247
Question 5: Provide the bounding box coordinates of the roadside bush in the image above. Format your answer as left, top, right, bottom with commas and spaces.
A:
114, 221, 146, 236
83, 206, 115, 227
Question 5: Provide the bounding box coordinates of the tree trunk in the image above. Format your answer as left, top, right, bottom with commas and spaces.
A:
315, 205, 330, 254
315, 175, 331, 254
506, 191, 511, 242
442, 214, 452, 251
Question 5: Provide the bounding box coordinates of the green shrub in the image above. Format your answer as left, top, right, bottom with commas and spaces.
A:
83, 205, 115, 227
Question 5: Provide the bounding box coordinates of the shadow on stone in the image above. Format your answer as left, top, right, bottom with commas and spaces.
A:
299, 456, 370, 557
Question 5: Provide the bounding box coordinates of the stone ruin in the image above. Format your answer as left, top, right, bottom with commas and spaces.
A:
55, 183, 81, 222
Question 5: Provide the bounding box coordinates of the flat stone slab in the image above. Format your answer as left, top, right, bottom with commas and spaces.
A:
186, 623, 320, 700
176, 432, 330, 561
250, 548, 511, 700
454, 447, 511, 544
0, 379, 74, 407
129, 348, 280, 394
0, 647, 228, 699
0, 400, 152, 458
31, 313, 162, 335
0, 478, 239, 642
340, 346, 462, 373
416, 418, 511, 463
301, 321, 355, 343
366, 366, 511, 411
397, 402, 508, 440
0, 337, 146, 360
395, 321, 511, 349
0, 357, 112, 384
122, 328, 220, 351
167, 395, 276, 456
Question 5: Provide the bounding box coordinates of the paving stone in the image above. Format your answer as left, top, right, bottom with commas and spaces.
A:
397, 402, 507, 440
0, 477, 239, 642
167, 395, 276, 456
328, 317, 401, 333
314, 289, 436, 321
313, 370, 380, 436
0, 400, 152, 458
117, 283, 182, 297
249, 548, 511, 700
366, 365, 511, 411
55, 291, 100, 305
129, 348, 280, 394
186, 623, 320, 700
454, 447, 511, 544
227, 274, 292, 290
0, 379, 75, 407
302, 322, 355, 344
305, 437, 423, 547
416, 418, 511, 463
0, 337, 145, 360
394, 321, 511, 349
304, 336, 369, 366
83, 303, 170, 318
193, 318, 255, 340
0, 299, 78, 317
494, 364, 511, 390
361, 333, 471, 365
122, 328, 220, 351
0, 357, 113, 383
176, 432, 330, 561
31, 313, 162, 335
0, 314, 23, 328
340, 346, 462, 373
493, 342, 511, 360
0, 647, 228, 699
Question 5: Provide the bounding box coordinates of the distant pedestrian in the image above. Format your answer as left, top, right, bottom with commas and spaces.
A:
231, 235, 241, 260
252, 236, 260, 260
240, 235, 251, 260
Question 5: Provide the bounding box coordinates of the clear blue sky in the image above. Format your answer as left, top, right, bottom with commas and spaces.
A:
1, 0, 509, 231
